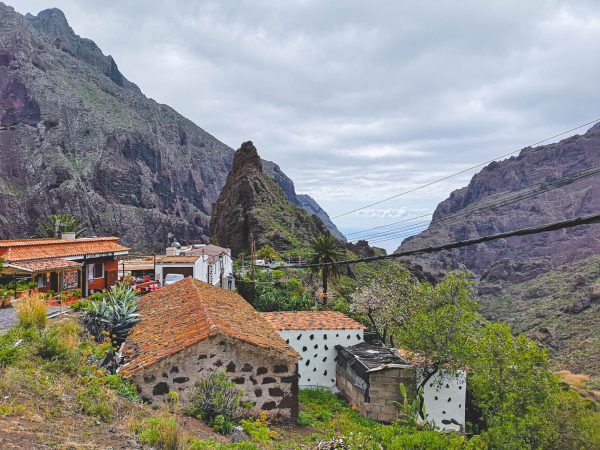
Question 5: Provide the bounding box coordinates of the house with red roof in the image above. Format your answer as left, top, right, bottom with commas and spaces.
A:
119, 277, 300, 421
0, 235, 129, 296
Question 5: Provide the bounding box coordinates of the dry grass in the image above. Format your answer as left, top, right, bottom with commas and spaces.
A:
16, 294, 47, 329
555, 370, 591, 389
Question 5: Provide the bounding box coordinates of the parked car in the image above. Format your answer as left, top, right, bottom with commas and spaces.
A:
163, 274, 185, 286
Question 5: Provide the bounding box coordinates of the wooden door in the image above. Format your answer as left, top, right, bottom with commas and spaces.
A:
106, 270, 117, 288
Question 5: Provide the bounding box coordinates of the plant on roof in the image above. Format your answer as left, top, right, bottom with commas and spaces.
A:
34, 213, 87, 238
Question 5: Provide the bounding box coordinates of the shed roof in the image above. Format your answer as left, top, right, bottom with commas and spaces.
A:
120, 278, 299, 376
261, 311, 366, 331
336, 342, 409, 373
0, 237, 129, 262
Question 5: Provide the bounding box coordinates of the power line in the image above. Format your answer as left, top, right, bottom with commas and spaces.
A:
273, 212, 600, 269
332, 118, 600, 219
347, 166, 600, 243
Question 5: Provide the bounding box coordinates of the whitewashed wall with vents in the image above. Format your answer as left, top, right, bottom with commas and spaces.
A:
420, 369, 466, 431
277, 329, 364, 388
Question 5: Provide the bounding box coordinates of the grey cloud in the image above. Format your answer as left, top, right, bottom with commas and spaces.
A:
13, 0, 600, 251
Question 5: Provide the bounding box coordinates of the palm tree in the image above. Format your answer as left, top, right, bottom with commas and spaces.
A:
257, 244, 279, 263
308, 235, 345, 302
35, 214, 87, 238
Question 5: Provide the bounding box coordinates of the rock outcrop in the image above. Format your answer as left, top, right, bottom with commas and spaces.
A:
210, 141, 330, 256
0, 4, 342, 250
398, 124, 600, 280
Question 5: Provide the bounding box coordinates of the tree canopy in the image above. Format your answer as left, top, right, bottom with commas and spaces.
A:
307, 235, 345, 300
35, 214, 87, 238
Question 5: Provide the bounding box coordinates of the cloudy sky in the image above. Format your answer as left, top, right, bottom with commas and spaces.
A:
13, 0, 600, 251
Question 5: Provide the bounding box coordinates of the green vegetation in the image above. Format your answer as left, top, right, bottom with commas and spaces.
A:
256, 245, 279, 262
16, 293, 48, 329
308, 235, 346, 299
237, 269, 315, 311
35, 213, 87, 238
186, 370, 244, 433
478, 254, 600, 383
348, 270, 600, 449
83, 283, 139, 347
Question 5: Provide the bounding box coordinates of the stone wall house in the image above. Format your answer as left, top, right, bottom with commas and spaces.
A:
336, 342, 466, 430
262, 311, 365, 389
336, 342, 415, 423
119, 278, 300, 421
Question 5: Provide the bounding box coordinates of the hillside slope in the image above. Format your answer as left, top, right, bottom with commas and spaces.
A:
0, 4, 342, 250
397, 125, 600, 376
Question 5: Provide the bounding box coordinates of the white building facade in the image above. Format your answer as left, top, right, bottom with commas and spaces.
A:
262, 311, 365, 389
155, 243, 233, 289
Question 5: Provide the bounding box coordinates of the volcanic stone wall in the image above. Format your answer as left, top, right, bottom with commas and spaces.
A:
128, 334, 299, 421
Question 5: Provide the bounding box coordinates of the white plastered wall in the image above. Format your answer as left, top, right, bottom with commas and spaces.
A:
276, 329, 364, 388
419, 369, 466, 431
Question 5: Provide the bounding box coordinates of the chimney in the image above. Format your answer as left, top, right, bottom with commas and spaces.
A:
165, 247, 177, 256
62, 232, 77, 240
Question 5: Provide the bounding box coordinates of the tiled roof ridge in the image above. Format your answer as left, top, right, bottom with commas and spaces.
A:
192, 281, 220, 334
0, 236, 120, 247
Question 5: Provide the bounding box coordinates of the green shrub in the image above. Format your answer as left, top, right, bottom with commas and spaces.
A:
186, 370, 244, 430
16, 294, 47, 329
212, 414, 234, 435
76, 381, 114, 421
380, 426, 467, 449
137, 416, 182, 450
71, 300, 91, 311
186, 438, 259, 450
101, 374, 139, 401
240, 414, 275, 444
297, 411, 313, 427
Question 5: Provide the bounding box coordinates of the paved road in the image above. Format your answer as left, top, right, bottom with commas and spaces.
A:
0, 304, 63, 333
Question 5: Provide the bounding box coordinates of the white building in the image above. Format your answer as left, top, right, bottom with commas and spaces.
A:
155, 243, 234, 289
262, 311, 365, 388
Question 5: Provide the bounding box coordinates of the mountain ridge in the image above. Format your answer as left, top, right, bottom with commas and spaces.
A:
0, 3, 343, 250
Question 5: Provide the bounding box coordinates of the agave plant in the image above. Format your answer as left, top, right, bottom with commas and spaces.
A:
83, 283, 139, 347
393, 384, 434, 430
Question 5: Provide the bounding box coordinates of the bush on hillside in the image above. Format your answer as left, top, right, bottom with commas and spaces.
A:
186, 370, 244, 432
16, 294, 47, 329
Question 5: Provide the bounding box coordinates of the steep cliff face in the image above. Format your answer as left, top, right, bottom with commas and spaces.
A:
210, 141, 330, 256
0, 4, 341, 250
398, 124, 600, 280
397, 125, 600, 376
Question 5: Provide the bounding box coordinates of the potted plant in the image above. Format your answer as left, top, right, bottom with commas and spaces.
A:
0, 289, 11, 308
73, 289, 82, 299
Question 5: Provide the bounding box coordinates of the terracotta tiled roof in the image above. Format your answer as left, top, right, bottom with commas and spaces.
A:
261, 311, 366, 331
0, 237, 129, 262
120, 278, 299, 376
186, 244, 231, 263
155, 255, 199, 264
8, 258, 83, 273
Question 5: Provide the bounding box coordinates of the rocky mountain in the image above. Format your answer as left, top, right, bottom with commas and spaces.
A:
0, 4, 343, 250
397, 125, 600, 376
210, 141, 330, 256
